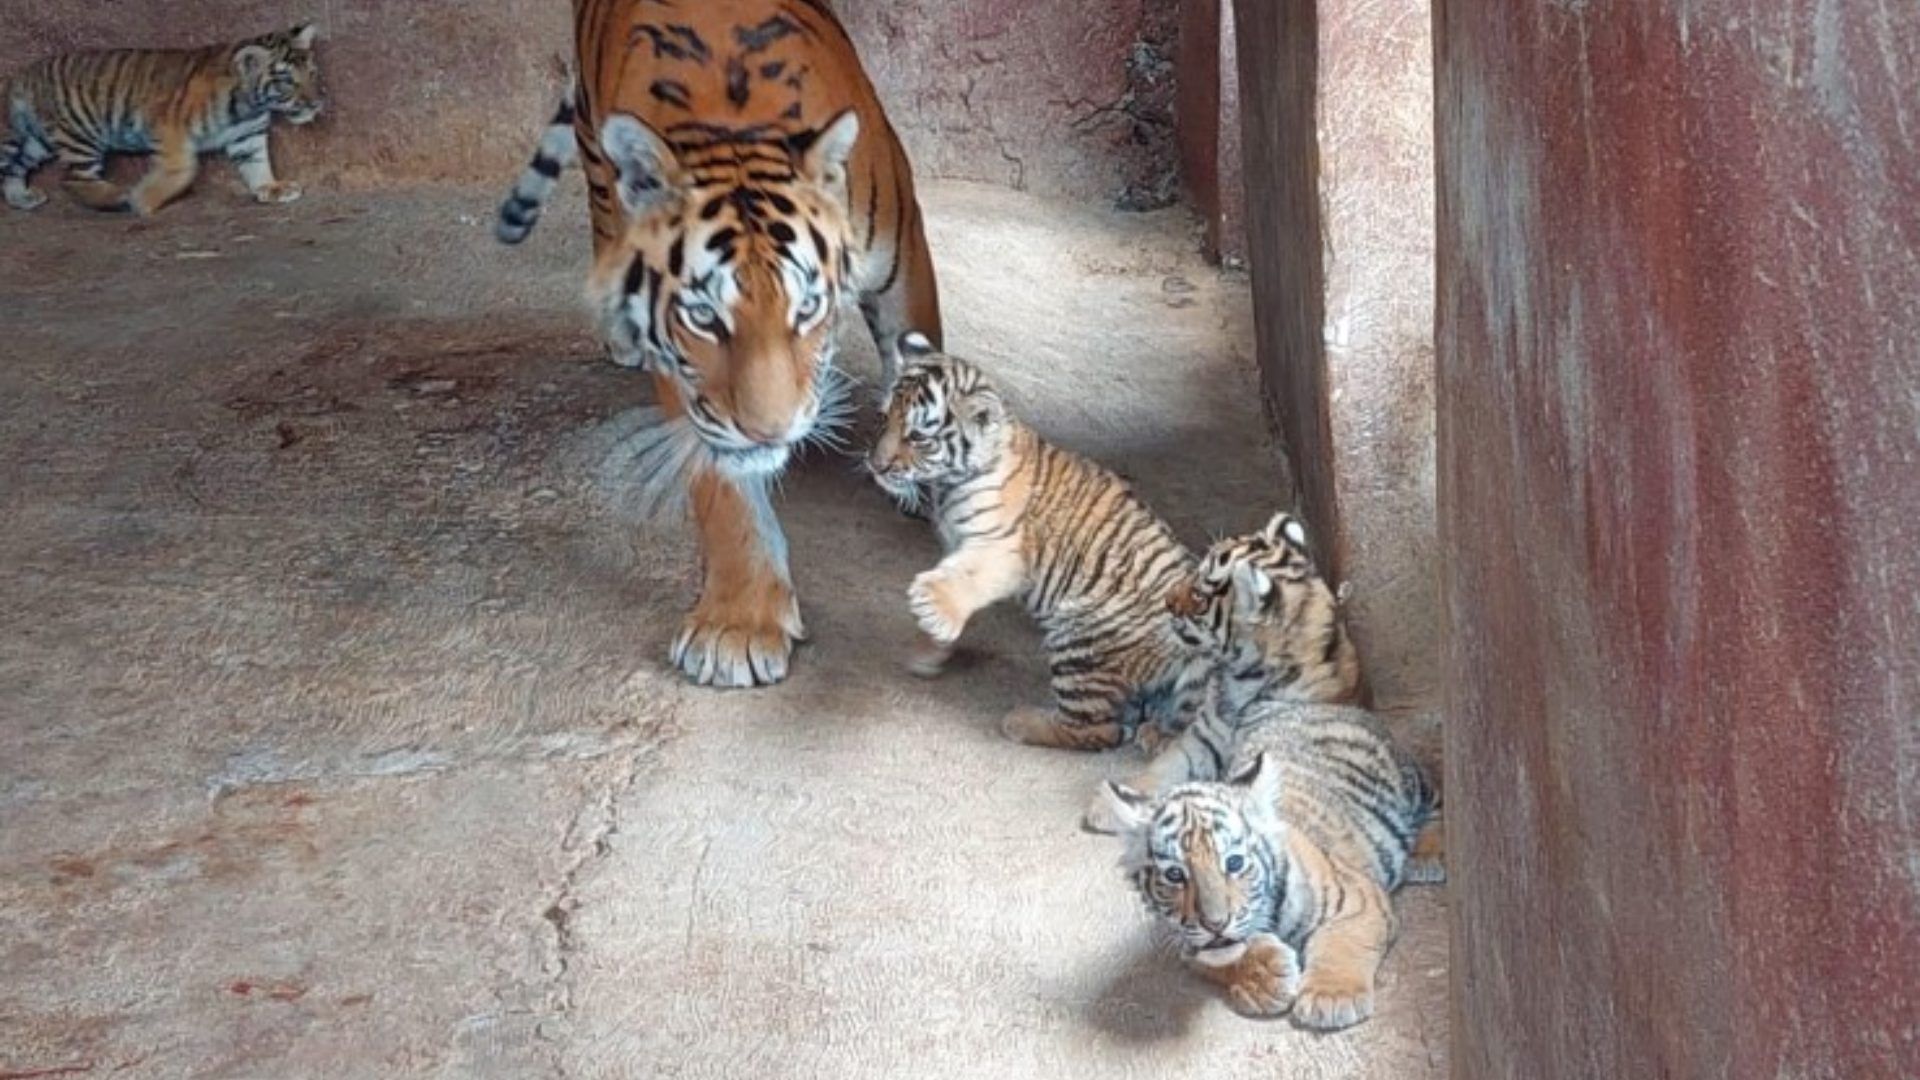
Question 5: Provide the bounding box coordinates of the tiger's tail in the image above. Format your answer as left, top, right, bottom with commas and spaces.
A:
496, 96, 578, 245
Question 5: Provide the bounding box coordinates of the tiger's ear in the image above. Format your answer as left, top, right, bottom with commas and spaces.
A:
796, 109, 860, 198
601, 113, 688, 213
961, 388, 1004, 433
1264, 512, 1309, 551
233, 44, 273, 83
1227, 753, 1282, 806
289, 23, 319, 50
1229, 560, 1274, 617
1099, 780, 1153, 832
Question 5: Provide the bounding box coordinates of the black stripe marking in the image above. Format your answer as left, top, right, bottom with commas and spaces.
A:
735, 15, 801, 55
649, 79, 692, 111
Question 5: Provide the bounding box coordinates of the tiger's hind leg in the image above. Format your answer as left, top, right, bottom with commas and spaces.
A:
124, 128, 200, 216
1402, 816, 1446, 884
53, 129, 128, 212
2, 134, 51, 210
858, 175, 943, 394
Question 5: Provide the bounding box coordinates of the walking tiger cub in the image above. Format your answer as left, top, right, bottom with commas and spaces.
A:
867, 336, 1212, 750
1095, 520, 1441, 1029
3, 24, 323, 215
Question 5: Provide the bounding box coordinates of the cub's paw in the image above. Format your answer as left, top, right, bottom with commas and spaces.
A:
5, 188, 48, 211
1292, 968, 1374, 1030
671, 588, 805, 688
1081, 774, 1149, 834
1224, 934, 1301, 1018
907, 570, 965, 645
906, 636, 952, 679
254, 181, 303, 204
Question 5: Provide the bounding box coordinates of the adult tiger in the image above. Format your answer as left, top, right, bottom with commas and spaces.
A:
499, 0, 943, 687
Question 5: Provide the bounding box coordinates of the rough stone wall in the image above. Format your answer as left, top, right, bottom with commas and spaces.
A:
1437, 2, 1920, 1076
0, 0, 1169, 202
1233, 0, 1437, 705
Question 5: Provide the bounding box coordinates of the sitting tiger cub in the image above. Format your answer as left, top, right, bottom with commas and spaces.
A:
866, 335, 1210, 751
1084, 512, 1363, 827
2, 24, 323, 216
1095, 523, 1441, 1030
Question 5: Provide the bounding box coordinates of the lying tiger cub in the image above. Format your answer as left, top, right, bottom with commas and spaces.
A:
1096, 525, 1442, 1029
866, 335, 1210, 751
2, 24, 324, 215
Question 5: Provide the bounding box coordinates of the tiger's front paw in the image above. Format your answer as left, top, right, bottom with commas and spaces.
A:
5, 188, 48, 211
671, 583, 806, 688
1222, 934, 1301, 1018
1293, 967, 1374, 1030
906, 636, 952, 678
253, 181, 303, 204
908, 570, 966, 645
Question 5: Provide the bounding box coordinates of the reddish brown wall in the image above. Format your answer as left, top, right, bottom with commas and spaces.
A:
1437, 3, 1920, 1077
1233, 0, 1437, 704
0, 0, 1167, 200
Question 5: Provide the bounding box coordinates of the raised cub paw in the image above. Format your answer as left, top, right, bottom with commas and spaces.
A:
1221, 934, 1301, 1018
1292, 968, 1374, 1030
253, 181, 303, 204
907, 569, 966, 645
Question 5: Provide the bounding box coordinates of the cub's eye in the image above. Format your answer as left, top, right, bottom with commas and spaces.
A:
1162, 866, 1187, 885
796, 292, 825, 324
679, 301, 722, 334
1224, 854, 1246, 874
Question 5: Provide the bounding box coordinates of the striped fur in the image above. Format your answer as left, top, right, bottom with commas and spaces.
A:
1089, 514, 1364, 824
496, 98, 579, 244
493, 0, 944, 688
868, 343, 1212, 750
1102, 714, 1441, 1029
3, 24, 323, 215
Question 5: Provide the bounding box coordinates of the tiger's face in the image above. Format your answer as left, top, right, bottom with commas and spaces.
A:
1104, 755, 1283, 960
866, 342, 1008, 502
1168, 512, 1327, 657
594, 111, 861, 477
237, 24, 324, 125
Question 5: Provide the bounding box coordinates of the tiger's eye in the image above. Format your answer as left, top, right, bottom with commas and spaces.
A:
1163, 866, 1187, 885
1225, 854, 1246, 874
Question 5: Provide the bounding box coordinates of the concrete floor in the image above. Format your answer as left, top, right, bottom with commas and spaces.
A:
0, 180, 1445, 1078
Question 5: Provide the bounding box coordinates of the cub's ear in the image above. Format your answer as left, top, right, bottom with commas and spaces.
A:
601, 112, 688, 212
796, 109, 860, 197
963, 388, 1005, 432
896, 331, 936, 359
1226, 752, 1282, 806
1228, 560, 1275, 617
1264, 511, 1309, 551
233, 45, 274, 83
289, 23, 319, 50
1100, 780, 1154, 831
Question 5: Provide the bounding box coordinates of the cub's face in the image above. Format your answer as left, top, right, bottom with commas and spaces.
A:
1104, 757, 1283, 956
594, 111, 861, 477
1167, 512, 1323, 655
238, 24, 324, 125
866, 343, 1007, 500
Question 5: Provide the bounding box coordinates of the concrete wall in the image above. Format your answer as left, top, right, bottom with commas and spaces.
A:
0, 0, 1170, 201
1232, 0, 1437, 704
1437, 2, 1920, 1076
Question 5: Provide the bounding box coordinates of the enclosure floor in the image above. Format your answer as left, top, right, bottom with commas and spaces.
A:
0, 180, 1445, 1079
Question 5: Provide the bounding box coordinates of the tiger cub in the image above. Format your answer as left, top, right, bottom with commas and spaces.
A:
2, 24, 323, 216
1095, 525, 1440, 1029
866, 335, 1209, 751
1084, 512, 1363, 825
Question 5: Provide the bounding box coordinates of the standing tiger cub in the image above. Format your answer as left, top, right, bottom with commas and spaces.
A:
498, 0, 942, 687
867, 337, 1210, 750
3, 24, 323, 215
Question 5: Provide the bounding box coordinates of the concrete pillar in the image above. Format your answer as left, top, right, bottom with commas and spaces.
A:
1232, 0, 1438, 704
1437, 2, 1920, 1076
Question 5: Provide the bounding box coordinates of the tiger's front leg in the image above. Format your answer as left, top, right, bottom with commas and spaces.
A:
227, 132, 302, 204
672, 464, 806, 687
905, 540, 1025, 675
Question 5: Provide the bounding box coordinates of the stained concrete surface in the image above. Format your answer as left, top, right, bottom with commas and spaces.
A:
0, 181, 1444, 1078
